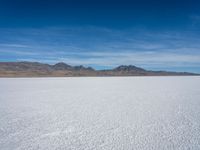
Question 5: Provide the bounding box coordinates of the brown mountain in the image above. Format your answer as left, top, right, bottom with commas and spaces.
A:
0, 62, 198, 77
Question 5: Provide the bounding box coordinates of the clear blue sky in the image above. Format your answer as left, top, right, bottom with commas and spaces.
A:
0, 0, 200, 72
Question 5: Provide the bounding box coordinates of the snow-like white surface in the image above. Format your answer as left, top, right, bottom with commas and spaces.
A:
0, 77, 200, 150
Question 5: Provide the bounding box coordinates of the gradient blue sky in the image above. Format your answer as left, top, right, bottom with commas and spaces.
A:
0, 0, 200, 72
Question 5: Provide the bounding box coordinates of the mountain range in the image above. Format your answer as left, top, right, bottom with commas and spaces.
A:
0, 62, 198, 77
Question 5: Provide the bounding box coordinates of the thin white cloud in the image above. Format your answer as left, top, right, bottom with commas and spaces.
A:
0, 43, 30, 48
0, 49, 39, 56
17, 51, 200, 69
1, 26, 200, 72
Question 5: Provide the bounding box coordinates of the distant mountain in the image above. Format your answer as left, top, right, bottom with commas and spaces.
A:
113, 65, 146, 72
0, 62, 198, 77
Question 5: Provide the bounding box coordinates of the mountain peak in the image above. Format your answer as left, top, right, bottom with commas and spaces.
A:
53, 62, 72, 70
114, 65, 146, 72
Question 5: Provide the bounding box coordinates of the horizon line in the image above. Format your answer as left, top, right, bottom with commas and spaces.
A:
0, 61, 199, 74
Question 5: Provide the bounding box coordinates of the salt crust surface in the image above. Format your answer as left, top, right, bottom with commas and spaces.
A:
0, 77, 200, 150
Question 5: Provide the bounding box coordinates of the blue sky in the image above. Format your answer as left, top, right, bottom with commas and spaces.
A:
0, 0, 200, 72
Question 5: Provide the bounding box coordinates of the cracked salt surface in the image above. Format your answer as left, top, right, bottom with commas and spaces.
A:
0, 77, 200, 150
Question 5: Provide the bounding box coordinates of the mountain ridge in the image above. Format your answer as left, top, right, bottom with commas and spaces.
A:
0, 61, 199, 77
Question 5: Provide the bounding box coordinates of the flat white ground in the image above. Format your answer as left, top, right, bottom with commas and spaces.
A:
0, 77, 200, 150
